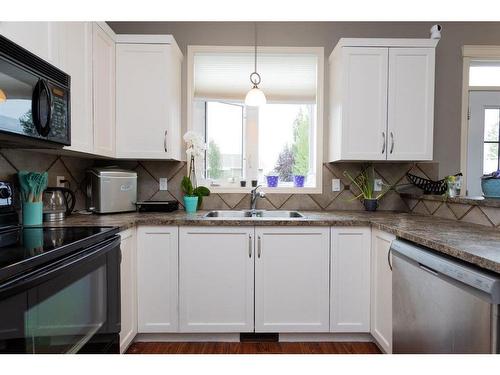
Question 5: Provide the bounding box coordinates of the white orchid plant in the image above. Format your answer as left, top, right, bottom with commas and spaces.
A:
181, 131, 210, 208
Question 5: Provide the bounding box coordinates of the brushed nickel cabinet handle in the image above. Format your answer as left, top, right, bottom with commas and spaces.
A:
248, 234, 252, 258
257, 236, 261, 258
390, 132, 394, 154
164, 130, 168, 152
387, 248, 392, 271
381, 132, 386, 154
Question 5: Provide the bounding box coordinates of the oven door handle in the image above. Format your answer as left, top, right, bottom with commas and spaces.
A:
0, 236, 120, 297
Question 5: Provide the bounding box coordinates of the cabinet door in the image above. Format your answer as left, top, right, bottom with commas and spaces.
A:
137, 226, 178, 333
52, 22, 94, 154
371, 229, 395, 353
116, 43, 180, 159
0, 22, 52, 62
255, 227, 330, 332
340, 47, 388, 160
387, 48, 435, 160
92, 23, 115, 157
119, 229, 137, 353
330, 227, 371, 332
179, 227, 254, 332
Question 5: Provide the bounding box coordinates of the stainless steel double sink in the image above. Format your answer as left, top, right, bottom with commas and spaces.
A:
204, 210, 304, 218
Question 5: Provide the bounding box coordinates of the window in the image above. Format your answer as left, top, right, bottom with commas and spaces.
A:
469, 61, 500, 86
483, 108, 500, 174
188, 46, 324, 193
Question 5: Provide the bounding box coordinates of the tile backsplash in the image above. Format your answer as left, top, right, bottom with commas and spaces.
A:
0, 148, 439, 213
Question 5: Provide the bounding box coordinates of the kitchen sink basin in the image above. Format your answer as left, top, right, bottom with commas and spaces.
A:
204, 210, 304, 218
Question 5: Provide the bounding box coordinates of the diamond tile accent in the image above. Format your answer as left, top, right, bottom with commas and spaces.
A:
422, 200, 442, 215
280, 194, 322, 211
448, 203, 472, 220
200, 194, 230, 210
432, 203, 456, 220
461, 207, 493, 227
481, 206, 500, 227
412, 201, 431, 215
325, 189, 364, 211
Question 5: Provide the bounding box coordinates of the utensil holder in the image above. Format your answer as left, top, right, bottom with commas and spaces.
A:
22, 201, 43, 226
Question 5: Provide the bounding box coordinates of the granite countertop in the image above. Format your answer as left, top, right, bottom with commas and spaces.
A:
53, 210, 500, 274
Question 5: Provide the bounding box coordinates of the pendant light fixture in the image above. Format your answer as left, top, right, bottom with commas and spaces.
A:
245, 23, 267, 107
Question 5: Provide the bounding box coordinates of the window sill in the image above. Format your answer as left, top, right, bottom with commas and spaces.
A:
203, 186, 323, 194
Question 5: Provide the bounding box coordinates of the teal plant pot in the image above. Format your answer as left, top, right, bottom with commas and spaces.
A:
183, 196, 199, 214
22, 201, 43, 226
481, 178, 500, 198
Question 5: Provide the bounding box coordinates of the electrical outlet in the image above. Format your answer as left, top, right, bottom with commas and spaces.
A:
374, 179, 383, 192
332, 179, 341, 192
159, 178, 168, 191
56, 176, 66, 188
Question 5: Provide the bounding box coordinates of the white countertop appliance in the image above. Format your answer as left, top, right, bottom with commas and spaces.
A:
86, 167, 137, 214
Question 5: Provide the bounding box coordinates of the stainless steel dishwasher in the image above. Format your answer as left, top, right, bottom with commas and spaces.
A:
391, 239, 500, 354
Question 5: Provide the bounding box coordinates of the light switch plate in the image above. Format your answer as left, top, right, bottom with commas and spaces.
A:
332, 179, 341, 192
159, 178, 168, 191
374, 179, 383, 192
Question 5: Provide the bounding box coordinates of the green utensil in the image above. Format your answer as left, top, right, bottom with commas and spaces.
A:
18, 171, 48, 202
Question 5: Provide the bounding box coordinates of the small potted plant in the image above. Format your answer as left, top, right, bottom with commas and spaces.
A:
343, 164, 391, 211
265, 174, 279, 188
293, 165, 307, 188
182, 131, 210, 213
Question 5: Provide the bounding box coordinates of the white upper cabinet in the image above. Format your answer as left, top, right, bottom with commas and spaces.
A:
330, 227, 371, 333
116, 36, 182, 160
328, 38, 437, 162
329, 47, 388, 161
179, 227, 254, 332
255, 227, 330, 332
0, 22, 53, 63
387, 48, 435, 160
92, 23, 116, 157
51, 22, 94, 154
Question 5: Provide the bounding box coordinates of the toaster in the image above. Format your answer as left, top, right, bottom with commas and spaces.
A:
86, 167, 137, 213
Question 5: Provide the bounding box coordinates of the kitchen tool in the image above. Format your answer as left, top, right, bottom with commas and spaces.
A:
43, 187, 76, 222
135, 200, 179, 213
86, 167, 137, 213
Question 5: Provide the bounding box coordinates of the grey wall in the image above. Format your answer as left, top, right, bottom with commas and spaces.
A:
108, 21, 500, 178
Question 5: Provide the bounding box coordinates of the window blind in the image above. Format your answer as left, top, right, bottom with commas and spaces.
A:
193, 51, 318, 103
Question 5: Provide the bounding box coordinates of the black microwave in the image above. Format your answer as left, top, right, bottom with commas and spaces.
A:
0, 35, 70, 146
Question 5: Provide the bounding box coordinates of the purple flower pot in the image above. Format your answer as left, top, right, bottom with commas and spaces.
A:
266, 175, 279, 188
293, 175, 305, 187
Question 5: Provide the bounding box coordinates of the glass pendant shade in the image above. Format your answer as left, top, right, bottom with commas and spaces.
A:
0, 89, 6, 103
245, 86, 267, 107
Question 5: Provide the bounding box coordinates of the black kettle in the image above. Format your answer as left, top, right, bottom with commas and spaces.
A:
42, 187, 76, 222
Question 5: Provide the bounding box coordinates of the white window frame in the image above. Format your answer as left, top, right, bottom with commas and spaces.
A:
460, 45, 500, 195
187, 45, 324, 194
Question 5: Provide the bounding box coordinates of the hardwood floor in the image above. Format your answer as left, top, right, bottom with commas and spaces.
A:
126, 342, 381, 354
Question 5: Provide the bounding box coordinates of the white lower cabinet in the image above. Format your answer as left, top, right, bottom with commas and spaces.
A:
255, 227, 330, 332
330, 227, 371, 332
137, 226, 178, 333
370, 229, 395, 353
179, 227, 254, 332
119, 229, 137, 353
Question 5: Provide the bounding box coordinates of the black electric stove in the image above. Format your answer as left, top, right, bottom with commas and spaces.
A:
0, 182, 121, 354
